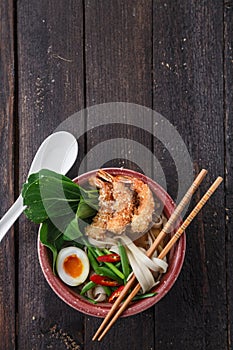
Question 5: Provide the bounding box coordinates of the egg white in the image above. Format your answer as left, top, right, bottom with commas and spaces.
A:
56, 247, 90, 286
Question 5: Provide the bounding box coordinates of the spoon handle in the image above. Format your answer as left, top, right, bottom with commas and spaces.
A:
0, 195, 26, 242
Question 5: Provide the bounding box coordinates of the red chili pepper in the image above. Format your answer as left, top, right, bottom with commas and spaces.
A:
96, 253, 121, 263
90, 274, 120, 287
108, 285, 125, 303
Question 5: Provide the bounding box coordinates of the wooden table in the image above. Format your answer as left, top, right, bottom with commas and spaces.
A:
0, 1, 232, 349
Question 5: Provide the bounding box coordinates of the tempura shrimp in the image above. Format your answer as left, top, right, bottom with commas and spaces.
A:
85, 170, 155, 240
85, 178, 114, 240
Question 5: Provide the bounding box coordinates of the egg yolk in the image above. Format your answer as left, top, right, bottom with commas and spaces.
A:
63, 254, 83, 278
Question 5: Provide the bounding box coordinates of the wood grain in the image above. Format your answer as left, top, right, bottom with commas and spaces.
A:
84, 0, 154, 175
17, 1, 85, 349
0, 0, 232, 349
224, 1, 233, 349
153, 1, 226, 349
84, 1, 155, 349
0, 0, 16, 349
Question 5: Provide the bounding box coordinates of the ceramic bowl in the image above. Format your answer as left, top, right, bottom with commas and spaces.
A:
38, 168, 186, 317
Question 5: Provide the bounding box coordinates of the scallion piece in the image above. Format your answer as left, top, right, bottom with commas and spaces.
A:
80, 281, 96, 295
118, 242, 130, 282
132, 292, 158, 301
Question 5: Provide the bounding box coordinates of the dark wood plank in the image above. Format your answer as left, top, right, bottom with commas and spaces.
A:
17, 1, 85, 349
12, 1, 229, 349
84, 0, 155, 348
0, 0, 16, 349
153, 1, 227, 349
224, 1, 233, 349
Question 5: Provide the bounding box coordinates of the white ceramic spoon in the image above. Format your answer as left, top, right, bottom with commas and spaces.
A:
0, 131, 78, 243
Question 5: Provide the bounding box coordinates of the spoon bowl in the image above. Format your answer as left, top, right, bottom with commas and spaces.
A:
29, 131, 78, 175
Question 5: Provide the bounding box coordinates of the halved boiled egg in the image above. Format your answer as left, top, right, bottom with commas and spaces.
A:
56, 247, 90, 286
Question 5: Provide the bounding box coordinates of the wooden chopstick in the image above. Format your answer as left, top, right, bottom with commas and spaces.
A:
97, 176, 223, 341
92, 169, 207, 341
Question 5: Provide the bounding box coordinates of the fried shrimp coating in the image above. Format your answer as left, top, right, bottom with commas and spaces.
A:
85, 170, 155, 240
85, 178, 113, 240
129, 178, 155, 233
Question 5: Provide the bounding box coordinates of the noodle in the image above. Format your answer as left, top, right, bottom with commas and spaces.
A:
86, 213, 168, 295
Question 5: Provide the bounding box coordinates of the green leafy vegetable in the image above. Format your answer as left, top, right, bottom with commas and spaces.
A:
62, 197, 98, 241
22, 169, 82, 223
22, 169, 99, 272
40, 219, 64, 272
62, 216, 78, 238
76, 198, 97, 219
